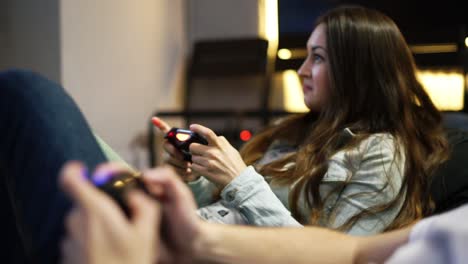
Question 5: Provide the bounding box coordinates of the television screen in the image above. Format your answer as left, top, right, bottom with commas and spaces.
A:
278, 0, 331, 35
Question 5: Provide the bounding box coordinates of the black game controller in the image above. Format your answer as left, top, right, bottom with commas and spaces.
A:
93, 171, 148, 217
165, 127, 208, 162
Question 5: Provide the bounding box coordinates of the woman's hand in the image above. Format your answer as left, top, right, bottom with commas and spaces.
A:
189, 124, 247, 190
152, 117, 201, 182
60, 162, 160, 264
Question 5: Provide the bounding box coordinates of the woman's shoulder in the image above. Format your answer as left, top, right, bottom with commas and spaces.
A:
325, 129, 405, 183
332, 128, 403, 169
347, 128, 398, 152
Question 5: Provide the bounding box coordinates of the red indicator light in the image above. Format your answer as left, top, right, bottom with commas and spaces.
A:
176, 133, 191, 142
240, 130, 252, 141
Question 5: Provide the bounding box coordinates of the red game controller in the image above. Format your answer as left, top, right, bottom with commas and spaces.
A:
165, 128, 208, 162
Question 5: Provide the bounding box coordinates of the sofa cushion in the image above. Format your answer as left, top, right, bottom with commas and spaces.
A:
431, 129, 468, 214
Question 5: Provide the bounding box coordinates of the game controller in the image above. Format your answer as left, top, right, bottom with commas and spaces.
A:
165, 127, 208, 162
93, 171, 148, 217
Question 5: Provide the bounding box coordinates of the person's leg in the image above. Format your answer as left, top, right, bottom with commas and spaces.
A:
0, 69, 108, 263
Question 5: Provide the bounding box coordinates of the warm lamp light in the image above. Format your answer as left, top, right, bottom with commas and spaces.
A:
416, 70, 465, 111
259, 0, 278, 59
410, 43, 457, 54
281, 69, 465, 113
282, 70, 308, 112
278, 49, 292, 60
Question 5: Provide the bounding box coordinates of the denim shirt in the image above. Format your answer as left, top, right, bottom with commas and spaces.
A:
188, 129, 406, 235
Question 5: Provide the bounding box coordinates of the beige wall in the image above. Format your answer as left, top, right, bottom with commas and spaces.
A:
187, 0, 260, 45
0, 0, 61, 82
0, 4, 7, 70
60, 0, 187, 168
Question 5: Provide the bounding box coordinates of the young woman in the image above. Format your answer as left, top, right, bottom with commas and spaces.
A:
154, 5, 449, 234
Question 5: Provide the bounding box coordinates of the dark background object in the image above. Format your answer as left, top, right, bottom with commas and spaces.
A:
278, 0, 466, 35
148, 38, 278, 166
277, 0, 467, 63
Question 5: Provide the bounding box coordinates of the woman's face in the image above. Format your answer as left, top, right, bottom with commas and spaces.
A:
297, 23, 330, 112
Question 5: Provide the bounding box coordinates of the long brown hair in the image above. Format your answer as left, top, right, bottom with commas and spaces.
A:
240, 6, 448, 231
